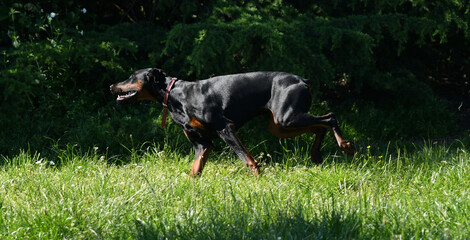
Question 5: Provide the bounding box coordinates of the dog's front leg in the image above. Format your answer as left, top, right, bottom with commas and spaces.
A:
184, 130, 214, 177
216, 124, 261, 176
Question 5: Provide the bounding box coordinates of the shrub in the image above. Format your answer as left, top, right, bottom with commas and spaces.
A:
0, 0, 467, 157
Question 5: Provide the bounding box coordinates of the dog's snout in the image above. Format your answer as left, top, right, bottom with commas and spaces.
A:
109, 84, 115, 91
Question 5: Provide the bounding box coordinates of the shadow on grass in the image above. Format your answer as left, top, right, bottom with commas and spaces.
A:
131, 204, 363, 240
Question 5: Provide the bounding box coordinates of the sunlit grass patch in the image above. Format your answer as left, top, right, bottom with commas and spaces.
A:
1, 141, 469, 239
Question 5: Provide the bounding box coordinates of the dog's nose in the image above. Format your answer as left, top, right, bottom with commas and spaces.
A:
109, 84, 114, 91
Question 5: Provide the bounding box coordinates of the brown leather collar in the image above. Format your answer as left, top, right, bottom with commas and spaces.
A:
161, 77, 177, 127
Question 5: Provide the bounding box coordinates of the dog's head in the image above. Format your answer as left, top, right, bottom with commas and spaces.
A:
110, 68, 167, 104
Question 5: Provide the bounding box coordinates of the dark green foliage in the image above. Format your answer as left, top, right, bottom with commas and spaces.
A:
0, 0, 468, 157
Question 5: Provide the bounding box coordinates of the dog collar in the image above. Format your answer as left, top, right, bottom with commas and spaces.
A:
161, 77, 177, 127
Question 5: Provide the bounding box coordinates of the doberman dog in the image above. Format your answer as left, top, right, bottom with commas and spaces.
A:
110, 68, 354, 176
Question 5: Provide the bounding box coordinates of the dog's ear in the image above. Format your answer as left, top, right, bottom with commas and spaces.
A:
147, 68, 167, 83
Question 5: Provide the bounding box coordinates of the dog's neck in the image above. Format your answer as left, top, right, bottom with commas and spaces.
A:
152, 77, 177, 103
154, 77, 187, 126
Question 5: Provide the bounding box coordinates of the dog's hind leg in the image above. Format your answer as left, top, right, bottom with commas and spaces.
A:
269, 111, 354, 157
310, 127, 327, 163
269, 80, 353, 156
295, 113, 354, 155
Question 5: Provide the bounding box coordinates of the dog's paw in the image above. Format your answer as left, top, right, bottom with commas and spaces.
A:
340, 141, 355, 155
248, 163, 261, 176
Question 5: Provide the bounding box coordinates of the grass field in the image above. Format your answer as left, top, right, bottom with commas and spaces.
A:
1, 139, 470, 239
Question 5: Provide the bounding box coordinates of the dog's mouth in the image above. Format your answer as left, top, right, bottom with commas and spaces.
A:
116, 90, 138, 103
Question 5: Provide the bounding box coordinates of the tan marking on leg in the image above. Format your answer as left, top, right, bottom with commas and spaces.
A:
227, 126, 261, 175
267, 110, 328, 138
190, 146, 214, 177
331, 128, 354, 154
243, 155, 260, 175
268, 110, 354, 156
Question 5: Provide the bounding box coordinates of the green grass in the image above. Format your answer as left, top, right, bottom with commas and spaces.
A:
1, 140, 470, 239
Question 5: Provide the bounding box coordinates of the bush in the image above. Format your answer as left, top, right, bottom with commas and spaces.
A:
0, 8, 167, 155
0, 0, 467, 157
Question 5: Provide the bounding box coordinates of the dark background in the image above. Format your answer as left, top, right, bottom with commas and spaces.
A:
1, 0, 469, 159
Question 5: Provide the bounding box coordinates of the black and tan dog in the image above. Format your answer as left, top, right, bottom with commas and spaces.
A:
110, 68, 354, 176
